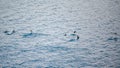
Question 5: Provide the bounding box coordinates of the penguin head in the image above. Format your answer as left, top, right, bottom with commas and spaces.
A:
74, 31, 76, 33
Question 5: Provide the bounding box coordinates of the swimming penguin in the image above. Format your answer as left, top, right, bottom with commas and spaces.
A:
73, 31, 79, 40
30, 30, 33, 34
66, 31, 79, 41
4, 30, 15, 35
22, 30, 33, 37
107, 37, 118, 42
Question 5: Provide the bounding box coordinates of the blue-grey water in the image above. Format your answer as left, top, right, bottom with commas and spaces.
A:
0, 0, 120, 68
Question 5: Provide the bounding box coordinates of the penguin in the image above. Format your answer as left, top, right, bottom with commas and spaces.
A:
108, 37, 118, 42
73, 31, 79, 40
4, 30, 15, 35
30, 30, 33, 35
66, 31, 79, 41
23, 30, 33, 38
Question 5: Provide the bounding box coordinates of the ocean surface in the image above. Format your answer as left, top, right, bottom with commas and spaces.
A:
0, 0, 120, 68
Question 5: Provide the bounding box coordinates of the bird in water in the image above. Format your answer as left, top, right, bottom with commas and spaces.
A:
71, 31, 79, 40
30, 30, 33, 35
22, 30, 33, 38
65, 31, 79, 42
4, 30, 15, 35
107, 37, 119, 42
